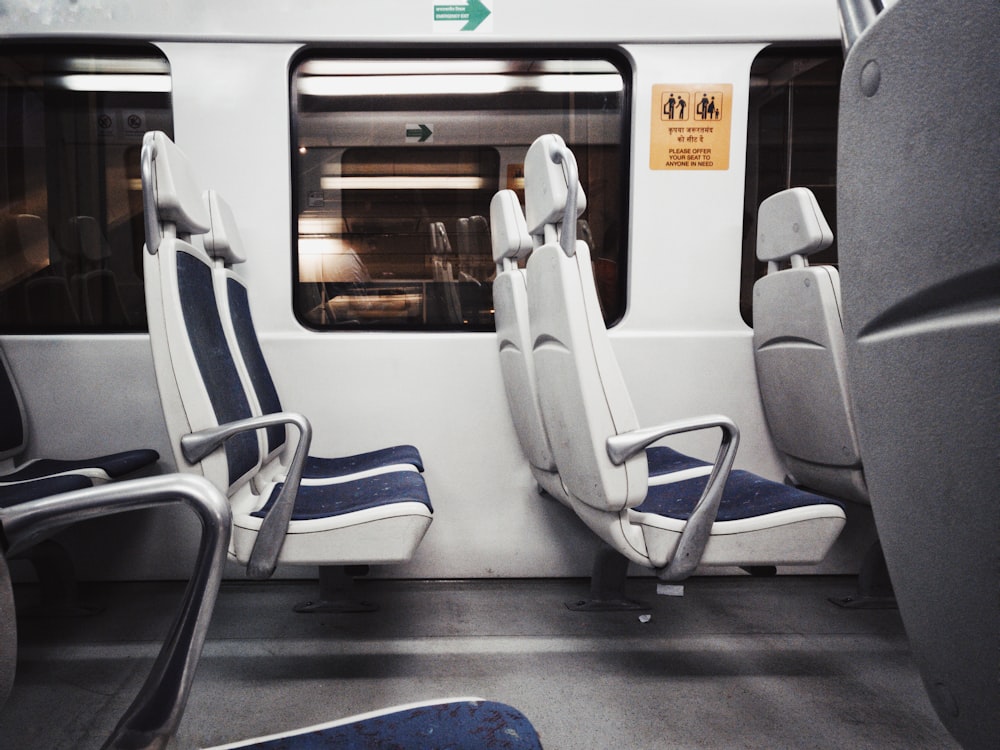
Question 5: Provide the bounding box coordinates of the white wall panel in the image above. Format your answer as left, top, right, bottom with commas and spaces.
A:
0, 9, 857, 580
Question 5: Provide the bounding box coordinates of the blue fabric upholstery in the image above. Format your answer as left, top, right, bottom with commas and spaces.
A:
178, 250, 259, 488
0, 347, 158, 486
0, 474, 93, 508
226, 279, 286, 457
223, 267, 425, 478
637, 470, 842, 522
647, 446, 709, 475
251, 471, 432, 521
303, 445, 424, 477
1, 450, 160, 482
225, 700, 543, 749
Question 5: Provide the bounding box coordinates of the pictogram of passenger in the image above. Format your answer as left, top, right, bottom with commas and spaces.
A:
677, 95, 686, 119
664, 93, 677, 119
697, 93, 710, 120
707, 96, 717, 120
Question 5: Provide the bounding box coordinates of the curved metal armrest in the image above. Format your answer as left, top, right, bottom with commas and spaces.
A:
180, 412, 312, 580
606, 414, 738, 466
606, 414, 740, 582
0, 474, 231, 750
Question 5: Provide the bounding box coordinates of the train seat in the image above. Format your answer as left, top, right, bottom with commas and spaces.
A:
457, 213, 493, 280
490, 189, 566, 504
752, 187, 868, 505
0, 344, 160, 613
752, 188, 892, 607
0, 346, 159, 486
141, 131, 433, 592
13, 214, 79, 327
520, 133, 845, 581
67, 215, 131, 327
429, 220, 463, 323
837, 0, 1000, 743
0, 475, 543, 750
490, 189, 710, 509
202, 189, 425, 486
13, 213, 58, 269
204, 699, 543, 749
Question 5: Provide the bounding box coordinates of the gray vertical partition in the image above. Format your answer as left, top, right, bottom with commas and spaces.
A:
837, 1, 999, 749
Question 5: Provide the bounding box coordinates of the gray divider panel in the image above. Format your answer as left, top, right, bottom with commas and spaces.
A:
837, 1, 999, 748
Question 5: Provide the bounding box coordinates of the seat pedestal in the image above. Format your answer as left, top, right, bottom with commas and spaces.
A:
566, 546, 649, 612
294, 565, 378, 614
15, 540, 102, 618
829, 540, 896, 610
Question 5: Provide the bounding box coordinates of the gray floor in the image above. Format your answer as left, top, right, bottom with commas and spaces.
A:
1, 575, 959, 749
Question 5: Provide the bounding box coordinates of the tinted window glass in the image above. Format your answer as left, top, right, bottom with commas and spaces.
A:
741, 48, 842, 325
291, 53, 630, 331
0, 44, 172, 332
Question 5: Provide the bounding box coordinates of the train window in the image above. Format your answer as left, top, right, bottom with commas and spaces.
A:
0, 44, 172, 333
291, 54, 630, 331
740, 48, 842, 326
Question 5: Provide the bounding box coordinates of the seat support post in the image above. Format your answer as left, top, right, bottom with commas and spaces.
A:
293, 565, 378, 614
16, 539, 102, 617
829, 540, 896, 609
565, 545, 648, 612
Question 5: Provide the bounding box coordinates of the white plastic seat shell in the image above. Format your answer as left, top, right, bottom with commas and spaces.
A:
521, 134, 846, 575
140, 131, 432, 573
752, 187, 868, 504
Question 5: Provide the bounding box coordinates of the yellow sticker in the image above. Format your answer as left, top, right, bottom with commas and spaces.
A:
650, 84, 732, 170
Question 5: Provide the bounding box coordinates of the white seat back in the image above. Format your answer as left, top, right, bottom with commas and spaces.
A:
524, 134, 648, 513
141, 131, 264, 496
490, 189, 567, 501
752, 187, 867, 503
203, 189, 290, 475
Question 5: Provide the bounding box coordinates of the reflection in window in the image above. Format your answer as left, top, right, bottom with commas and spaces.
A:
0, 44, 172, 332
741, 48, 842, 326
291, 55, 629, 331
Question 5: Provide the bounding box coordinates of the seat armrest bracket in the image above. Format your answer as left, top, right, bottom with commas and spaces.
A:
180, 412, 312, 579
606, 415, 740, 582
0, 474, 231, 750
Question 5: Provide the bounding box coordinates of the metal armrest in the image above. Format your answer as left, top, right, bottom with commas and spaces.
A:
180, 412, 312, 580
0, 474, 231, 750
606, 414, 740, 582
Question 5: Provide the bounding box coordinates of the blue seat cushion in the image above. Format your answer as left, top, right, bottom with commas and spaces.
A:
303, 444, 424, 479
1, 449, 160, 483
252, 470, 432, 521
637, 469, 843, 521
226, 699, 543, 749
0, 474, 93, 508
647, 446, 709, 476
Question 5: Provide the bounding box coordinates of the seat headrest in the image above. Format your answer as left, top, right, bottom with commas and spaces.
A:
523, 134, 587, 239
69, 216, 112, 262
429, 222, 452, 254
490, 190, 533, 263
141, 132, 211, 252
756, 187, 833, 262
456, 215, 489, 255
204, 190, 247, 265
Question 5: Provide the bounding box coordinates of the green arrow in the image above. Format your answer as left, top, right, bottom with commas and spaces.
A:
406, 124, 433, 142
433, 1, 491, 31
461, 0, 491, 31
